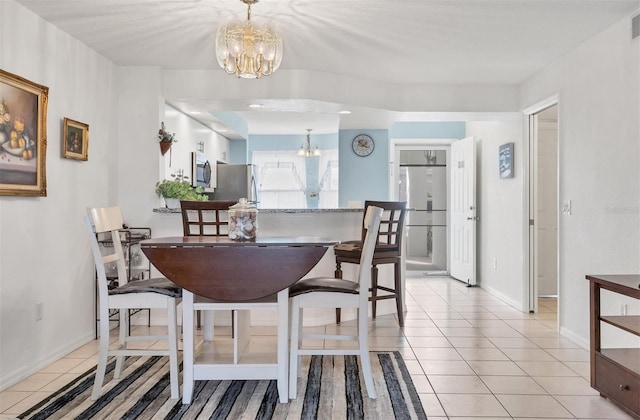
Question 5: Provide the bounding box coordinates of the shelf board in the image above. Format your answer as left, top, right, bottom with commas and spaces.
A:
601, 315, 640, 337
600, 348, 640, 376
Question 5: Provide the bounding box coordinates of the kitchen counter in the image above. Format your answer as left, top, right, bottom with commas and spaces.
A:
153, 207, 364, 213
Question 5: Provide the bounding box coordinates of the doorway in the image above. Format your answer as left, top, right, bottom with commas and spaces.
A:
527, 103, 559, 315
398, 149, 449, 274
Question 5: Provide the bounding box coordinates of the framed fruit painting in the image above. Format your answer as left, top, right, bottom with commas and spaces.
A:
0, 68, 49, 197
63, 117, 89, 161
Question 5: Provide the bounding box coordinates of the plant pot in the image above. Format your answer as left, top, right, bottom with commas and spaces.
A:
159, 142, 172, 156
164, 198, 180, 209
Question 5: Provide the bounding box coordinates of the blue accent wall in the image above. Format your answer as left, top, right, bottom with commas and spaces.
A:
339, 129, 389, 207
247, 133, 338, 153
228, 140, 246, 164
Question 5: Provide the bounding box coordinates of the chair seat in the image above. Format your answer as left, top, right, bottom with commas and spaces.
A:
289, 277, 359, 297
109, 277, 182, 298
334, 242, 401, 261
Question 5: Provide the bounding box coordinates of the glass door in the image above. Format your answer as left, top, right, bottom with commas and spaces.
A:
399, 150, 448, 273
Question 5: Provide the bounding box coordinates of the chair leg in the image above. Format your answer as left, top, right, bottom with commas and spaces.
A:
289, 299, 301, 400
167, 299, 179, 399
91, 314, 111, 400
335, 262, 343, 324
182, 291, 195, 404
370, 265, 379, 319
358, 308, 376, 399
114, 309, 128, 379
394, 260, 404, 327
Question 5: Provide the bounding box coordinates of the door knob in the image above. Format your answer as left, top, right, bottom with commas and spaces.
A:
619, 384, 629, 392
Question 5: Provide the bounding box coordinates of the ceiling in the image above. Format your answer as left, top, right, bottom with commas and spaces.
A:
16, 0, 640, 137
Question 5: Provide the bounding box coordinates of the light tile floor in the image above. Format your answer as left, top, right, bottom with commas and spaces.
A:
0, 274, 635, 419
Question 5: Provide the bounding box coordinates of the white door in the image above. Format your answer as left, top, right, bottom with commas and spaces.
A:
450, 136, 477, 285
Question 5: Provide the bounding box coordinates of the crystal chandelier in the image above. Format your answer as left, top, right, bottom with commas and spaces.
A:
216, 0, 283, 78
298, 129, 321, 157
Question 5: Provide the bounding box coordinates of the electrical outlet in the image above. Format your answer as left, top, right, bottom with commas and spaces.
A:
492, 258, 497, 270
562, 200, 572, 215
35, 302, 43, 321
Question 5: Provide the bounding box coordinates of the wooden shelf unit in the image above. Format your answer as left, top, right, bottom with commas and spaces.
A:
587, 274, 640, 418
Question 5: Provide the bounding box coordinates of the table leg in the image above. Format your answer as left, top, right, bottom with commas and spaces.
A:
182, 290, 195, 404
203, 310, 214, 342
277, 289, 289, 403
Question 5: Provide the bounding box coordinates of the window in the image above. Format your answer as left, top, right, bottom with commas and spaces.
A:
318, 149, 339, 208
253, 151, 307, 208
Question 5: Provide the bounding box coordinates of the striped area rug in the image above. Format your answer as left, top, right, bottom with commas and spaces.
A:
19, 352, 426, 419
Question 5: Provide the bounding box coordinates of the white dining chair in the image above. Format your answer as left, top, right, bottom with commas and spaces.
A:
85, 206, 181, 400
288, 205, 383, 399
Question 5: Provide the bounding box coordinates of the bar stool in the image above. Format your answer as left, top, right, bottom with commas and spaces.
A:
334, 200, 407, 327
180, 200, 237, 339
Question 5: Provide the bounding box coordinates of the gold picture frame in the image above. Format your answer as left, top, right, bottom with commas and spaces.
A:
0, 68, 49, 196
62, 117, 89, 161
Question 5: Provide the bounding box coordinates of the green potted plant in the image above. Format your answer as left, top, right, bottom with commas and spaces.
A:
155, 173, 208, 208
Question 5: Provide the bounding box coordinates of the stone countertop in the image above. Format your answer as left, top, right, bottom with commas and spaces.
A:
153, 207, 364, 214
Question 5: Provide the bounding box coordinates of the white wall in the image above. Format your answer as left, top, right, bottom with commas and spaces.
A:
467, 117, 525, 309
0, 1, 118, 389
520, 11, 640, 344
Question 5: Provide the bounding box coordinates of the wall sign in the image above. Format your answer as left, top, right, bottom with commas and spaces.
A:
499, 142, 514, 179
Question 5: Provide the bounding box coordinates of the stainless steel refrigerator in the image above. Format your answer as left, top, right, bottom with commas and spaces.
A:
211, 164, 257, 202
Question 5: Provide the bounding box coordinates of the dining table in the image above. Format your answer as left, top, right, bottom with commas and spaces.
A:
140, 235, 337, 404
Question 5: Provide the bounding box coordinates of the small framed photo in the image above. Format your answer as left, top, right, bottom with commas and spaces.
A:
499, 142, 514, 178
62, 117, 89, 161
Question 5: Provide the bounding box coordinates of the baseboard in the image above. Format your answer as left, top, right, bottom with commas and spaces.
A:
559, 326, 589, 350
0, 331, 95, 392
481, 284, 524, 311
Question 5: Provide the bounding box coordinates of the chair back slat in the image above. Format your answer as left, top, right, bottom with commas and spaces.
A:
360, 200, 407, 253
85, 206, 129, 302
357, 206, 383, 304
180, 201, 237, 237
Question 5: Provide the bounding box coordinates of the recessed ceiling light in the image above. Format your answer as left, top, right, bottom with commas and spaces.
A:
248, 104, 263, 109
189, 110, 203, 115
338, 110, 351, 115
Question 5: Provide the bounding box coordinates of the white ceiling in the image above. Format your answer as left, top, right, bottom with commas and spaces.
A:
16, 0, 640, 136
